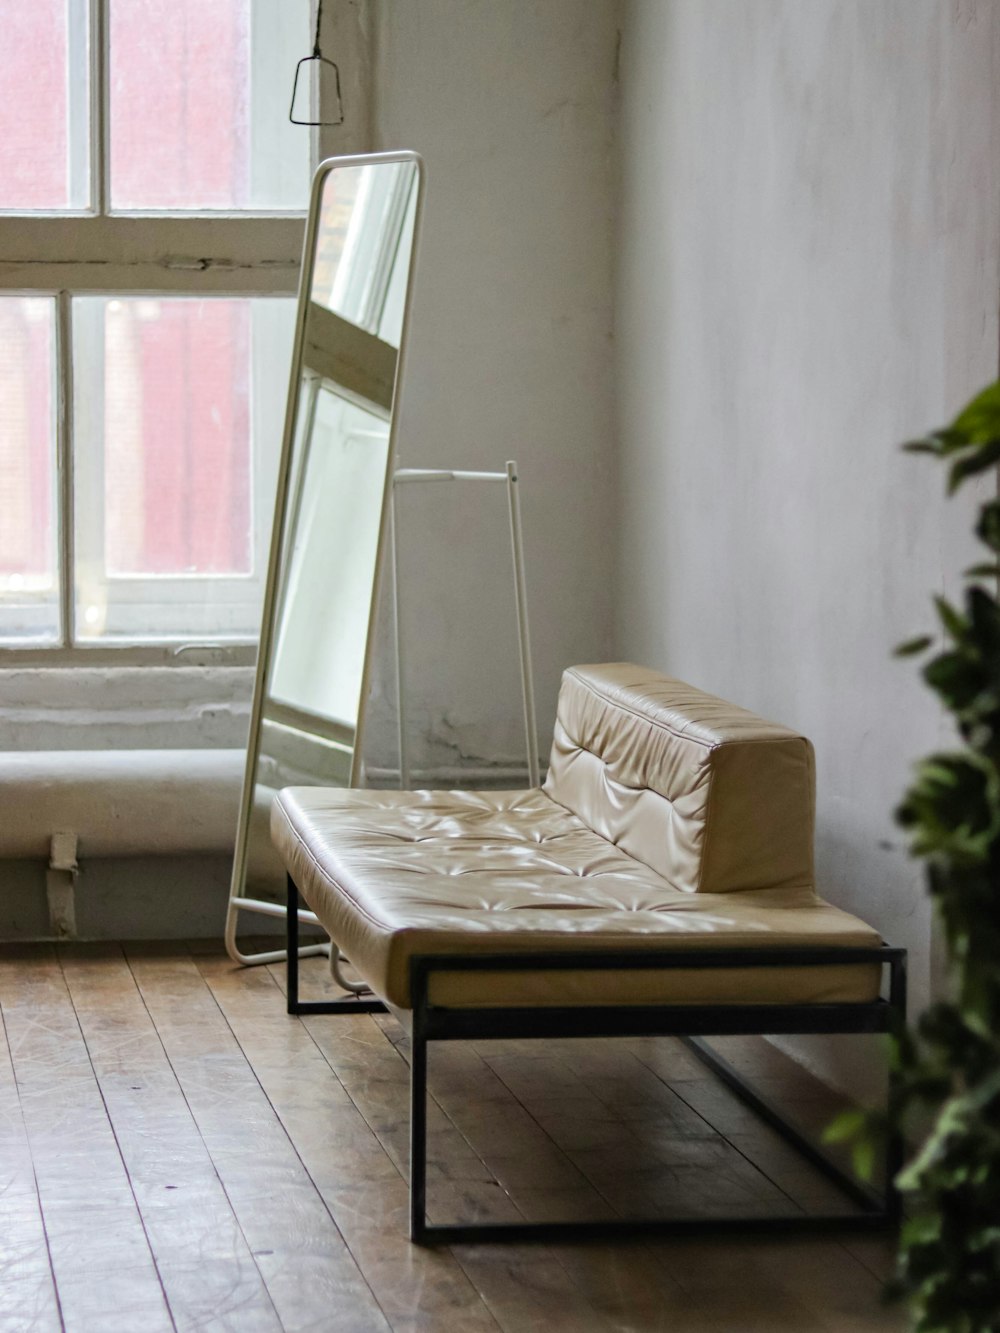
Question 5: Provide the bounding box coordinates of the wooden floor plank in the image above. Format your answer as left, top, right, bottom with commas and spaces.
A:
268, 957, 752, 1330
0, 991, 61, 1333
627, 1034, 871, 1215
120, 944, 388, 1333
267, 957, 664, 1332
270, 957, 621, 1226
57, 943, 287, 1333
275, 954, 902, 1328
0, 944, 170, 1332
196, 949, 509, 1332
0, 1275, 62, 1333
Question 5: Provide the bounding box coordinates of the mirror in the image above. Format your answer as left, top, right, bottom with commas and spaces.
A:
225, 151, 424, 964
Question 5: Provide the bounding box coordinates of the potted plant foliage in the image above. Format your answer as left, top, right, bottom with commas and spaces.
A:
832, 383, 1000, 1331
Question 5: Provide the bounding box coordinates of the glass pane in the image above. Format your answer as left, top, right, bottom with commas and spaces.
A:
73, 296, 296, 642
0, 0, 90, 211
0, 298, 59, 644
109, 0, 311, 211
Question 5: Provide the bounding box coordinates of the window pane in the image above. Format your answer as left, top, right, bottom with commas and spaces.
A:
0, 0, 90, 211
0, 298, 59, 644
109, 0, 311, 211
73, 296, 295, 642
102, 300, 253, 579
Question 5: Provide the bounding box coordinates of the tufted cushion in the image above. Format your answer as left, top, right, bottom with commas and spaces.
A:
544, 664, 815, 896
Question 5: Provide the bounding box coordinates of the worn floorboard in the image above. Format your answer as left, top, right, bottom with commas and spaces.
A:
0, 943, 904, 1332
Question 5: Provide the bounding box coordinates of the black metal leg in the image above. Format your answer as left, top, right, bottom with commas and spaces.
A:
408, 997, 905, 1243
680, 1036, 882, 1214
409, 1025, 428, 1243
286, 874, 299, 1016
885, 950, 909, 1223
406, 947, 907, 1244
283, 872, 388, 1018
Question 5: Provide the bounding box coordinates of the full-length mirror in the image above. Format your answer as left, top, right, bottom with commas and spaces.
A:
226, 152, 423, 964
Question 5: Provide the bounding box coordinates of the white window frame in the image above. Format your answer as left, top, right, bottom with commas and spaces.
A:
0, 0, 368, 664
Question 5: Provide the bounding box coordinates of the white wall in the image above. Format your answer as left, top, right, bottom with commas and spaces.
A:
615, 0, 999, 1083
362, 0, 620, 776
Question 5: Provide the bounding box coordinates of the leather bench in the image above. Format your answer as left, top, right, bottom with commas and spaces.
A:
272, 663, 906, 1244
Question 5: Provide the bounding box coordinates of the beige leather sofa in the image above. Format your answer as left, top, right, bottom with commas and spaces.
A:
272, 663, 905, 1244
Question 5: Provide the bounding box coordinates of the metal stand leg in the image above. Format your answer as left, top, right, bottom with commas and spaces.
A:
330, 944, 373, 996
391, 462, 539, 790
390, 484, 410, 791
505, 461, 539, 788
226, 892, 331, 968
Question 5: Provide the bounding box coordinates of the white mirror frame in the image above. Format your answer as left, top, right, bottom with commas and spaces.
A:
224, 150, 425, 966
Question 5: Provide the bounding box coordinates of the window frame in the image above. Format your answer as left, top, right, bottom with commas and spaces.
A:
0, 0, 370, 663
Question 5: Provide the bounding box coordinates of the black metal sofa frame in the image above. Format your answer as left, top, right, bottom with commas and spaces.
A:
286, 875, 907, 1247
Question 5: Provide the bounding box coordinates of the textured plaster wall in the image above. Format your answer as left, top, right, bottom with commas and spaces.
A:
361, 0, 620, 775
615, 0, 999, 1084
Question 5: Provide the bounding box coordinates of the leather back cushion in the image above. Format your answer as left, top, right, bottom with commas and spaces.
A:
543, 664, 815, 895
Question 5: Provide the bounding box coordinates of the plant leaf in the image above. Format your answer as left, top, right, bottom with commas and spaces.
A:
948, 437, 1000, 493
933, 596, 967, 640
895, 635, 934, 657
977, 501, 1000, 553
891, 384, 1000, 1325
823, 1108, 868, 1144
951, 381, 1000, 441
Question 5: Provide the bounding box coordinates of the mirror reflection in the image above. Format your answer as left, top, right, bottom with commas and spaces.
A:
226, 153, 423, 961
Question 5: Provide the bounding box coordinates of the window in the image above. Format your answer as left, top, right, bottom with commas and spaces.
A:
0, 0, 313, 649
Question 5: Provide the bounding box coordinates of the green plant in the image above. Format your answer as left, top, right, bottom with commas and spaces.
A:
832, 383, 1000, 1331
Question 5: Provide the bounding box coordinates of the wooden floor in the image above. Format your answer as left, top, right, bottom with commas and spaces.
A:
0, 942, 905, 1332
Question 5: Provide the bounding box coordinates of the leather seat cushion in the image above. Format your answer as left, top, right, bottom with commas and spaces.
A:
271, 786, 882, 1010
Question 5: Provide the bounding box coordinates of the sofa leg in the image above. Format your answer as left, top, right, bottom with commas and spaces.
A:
682, 1029, 914, 1223
884, 947, 908, 1223
284, 874, 388, 1017
286, 873, 300, 1015
410, 1027, 428, 1243
681, 1036, 886, 1215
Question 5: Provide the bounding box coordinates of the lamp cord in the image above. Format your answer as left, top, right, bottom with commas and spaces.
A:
313, 0, 324, 58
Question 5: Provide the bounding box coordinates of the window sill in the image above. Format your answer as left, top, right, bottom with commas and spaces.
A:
0, 642, 258, 669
